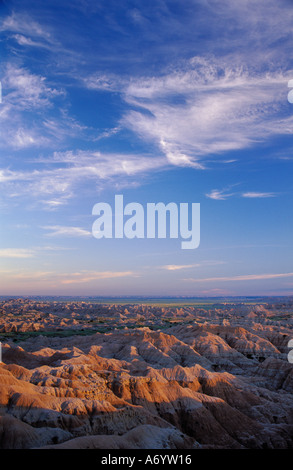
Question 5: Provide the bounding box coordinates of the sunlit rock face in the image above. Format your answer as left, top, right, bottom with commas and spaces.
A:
0, 299, 293, 449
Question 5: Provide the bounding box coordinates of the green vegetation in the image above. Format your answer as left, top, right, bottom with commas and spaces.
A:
0, 328, 111, 343
0, 296, 270, 307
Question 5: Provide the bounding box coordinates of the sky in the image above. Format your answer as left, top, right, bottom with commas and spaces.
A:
0, 0, 293, 297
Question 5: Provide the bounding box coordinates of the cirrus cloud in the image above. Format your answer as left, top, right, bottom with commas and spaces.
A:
42, 225, 92, 238
184, 272, 293, 283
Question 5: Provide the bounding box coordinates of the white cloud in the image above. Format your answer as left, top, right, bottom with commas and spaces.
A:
83, 55, 293, 169
3, 64, 60, 110
83, 73, 125, 93
160, 264, 201, 271
93, 126, 121, 141
60, 271, 135, 284
40, 198, 69, 210
205, 189, 235, 200
242, 192, 276, 198
11, 34, 43, 47
0, 64, 66, 149
0, 248, 35, 258
5, 271, 54, 280
1, 2, 292, 205
159, 260, 226, 271
42, 225, 92, 238
0, 268, 136, 285
206, 188, 278, 200
124, 63, 292, 166
184, 272, 293, 282
0, 12, 54, 44
0, 150, 166, 203
0, 245, 73, 261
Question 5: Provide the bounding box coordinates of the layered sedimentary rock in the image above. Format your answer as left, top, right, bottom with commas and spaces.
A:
1, 309, 293, 449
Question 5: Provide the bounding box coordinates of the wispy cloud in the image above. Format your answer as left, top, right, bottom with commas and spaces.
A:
159, 261, 226, 271
3, 63, 61, 110
205, 188, 235, 200
40, 198, 69, 210
1, 5, 292, 197
0, 64, 67, 149
0, 12, 54, 44
84, 56, 293, 169
60, 271, 135, 284
93, 126, 122, 141
3, 2, 293, 165
0, 245, 73, 259
206, 188, 278, 200
0, 151, 166, 204
242, 192, 277, 198
0, 269, 136, 285
11, 34, 47, 48
6, 271, 54, 280
160, 264, 201, 271
0, 248, 35, 258
184, 273, 293, 283
84, 73, 125, 93
42, 225, 92, 238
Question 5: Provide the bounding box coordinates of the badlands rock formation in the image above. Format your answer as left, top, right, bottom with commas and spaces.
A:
0, 298, 293, 449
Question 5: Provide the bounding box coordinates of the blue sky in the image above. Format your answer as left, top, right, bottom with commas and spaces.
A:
1, 0, 293, 296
